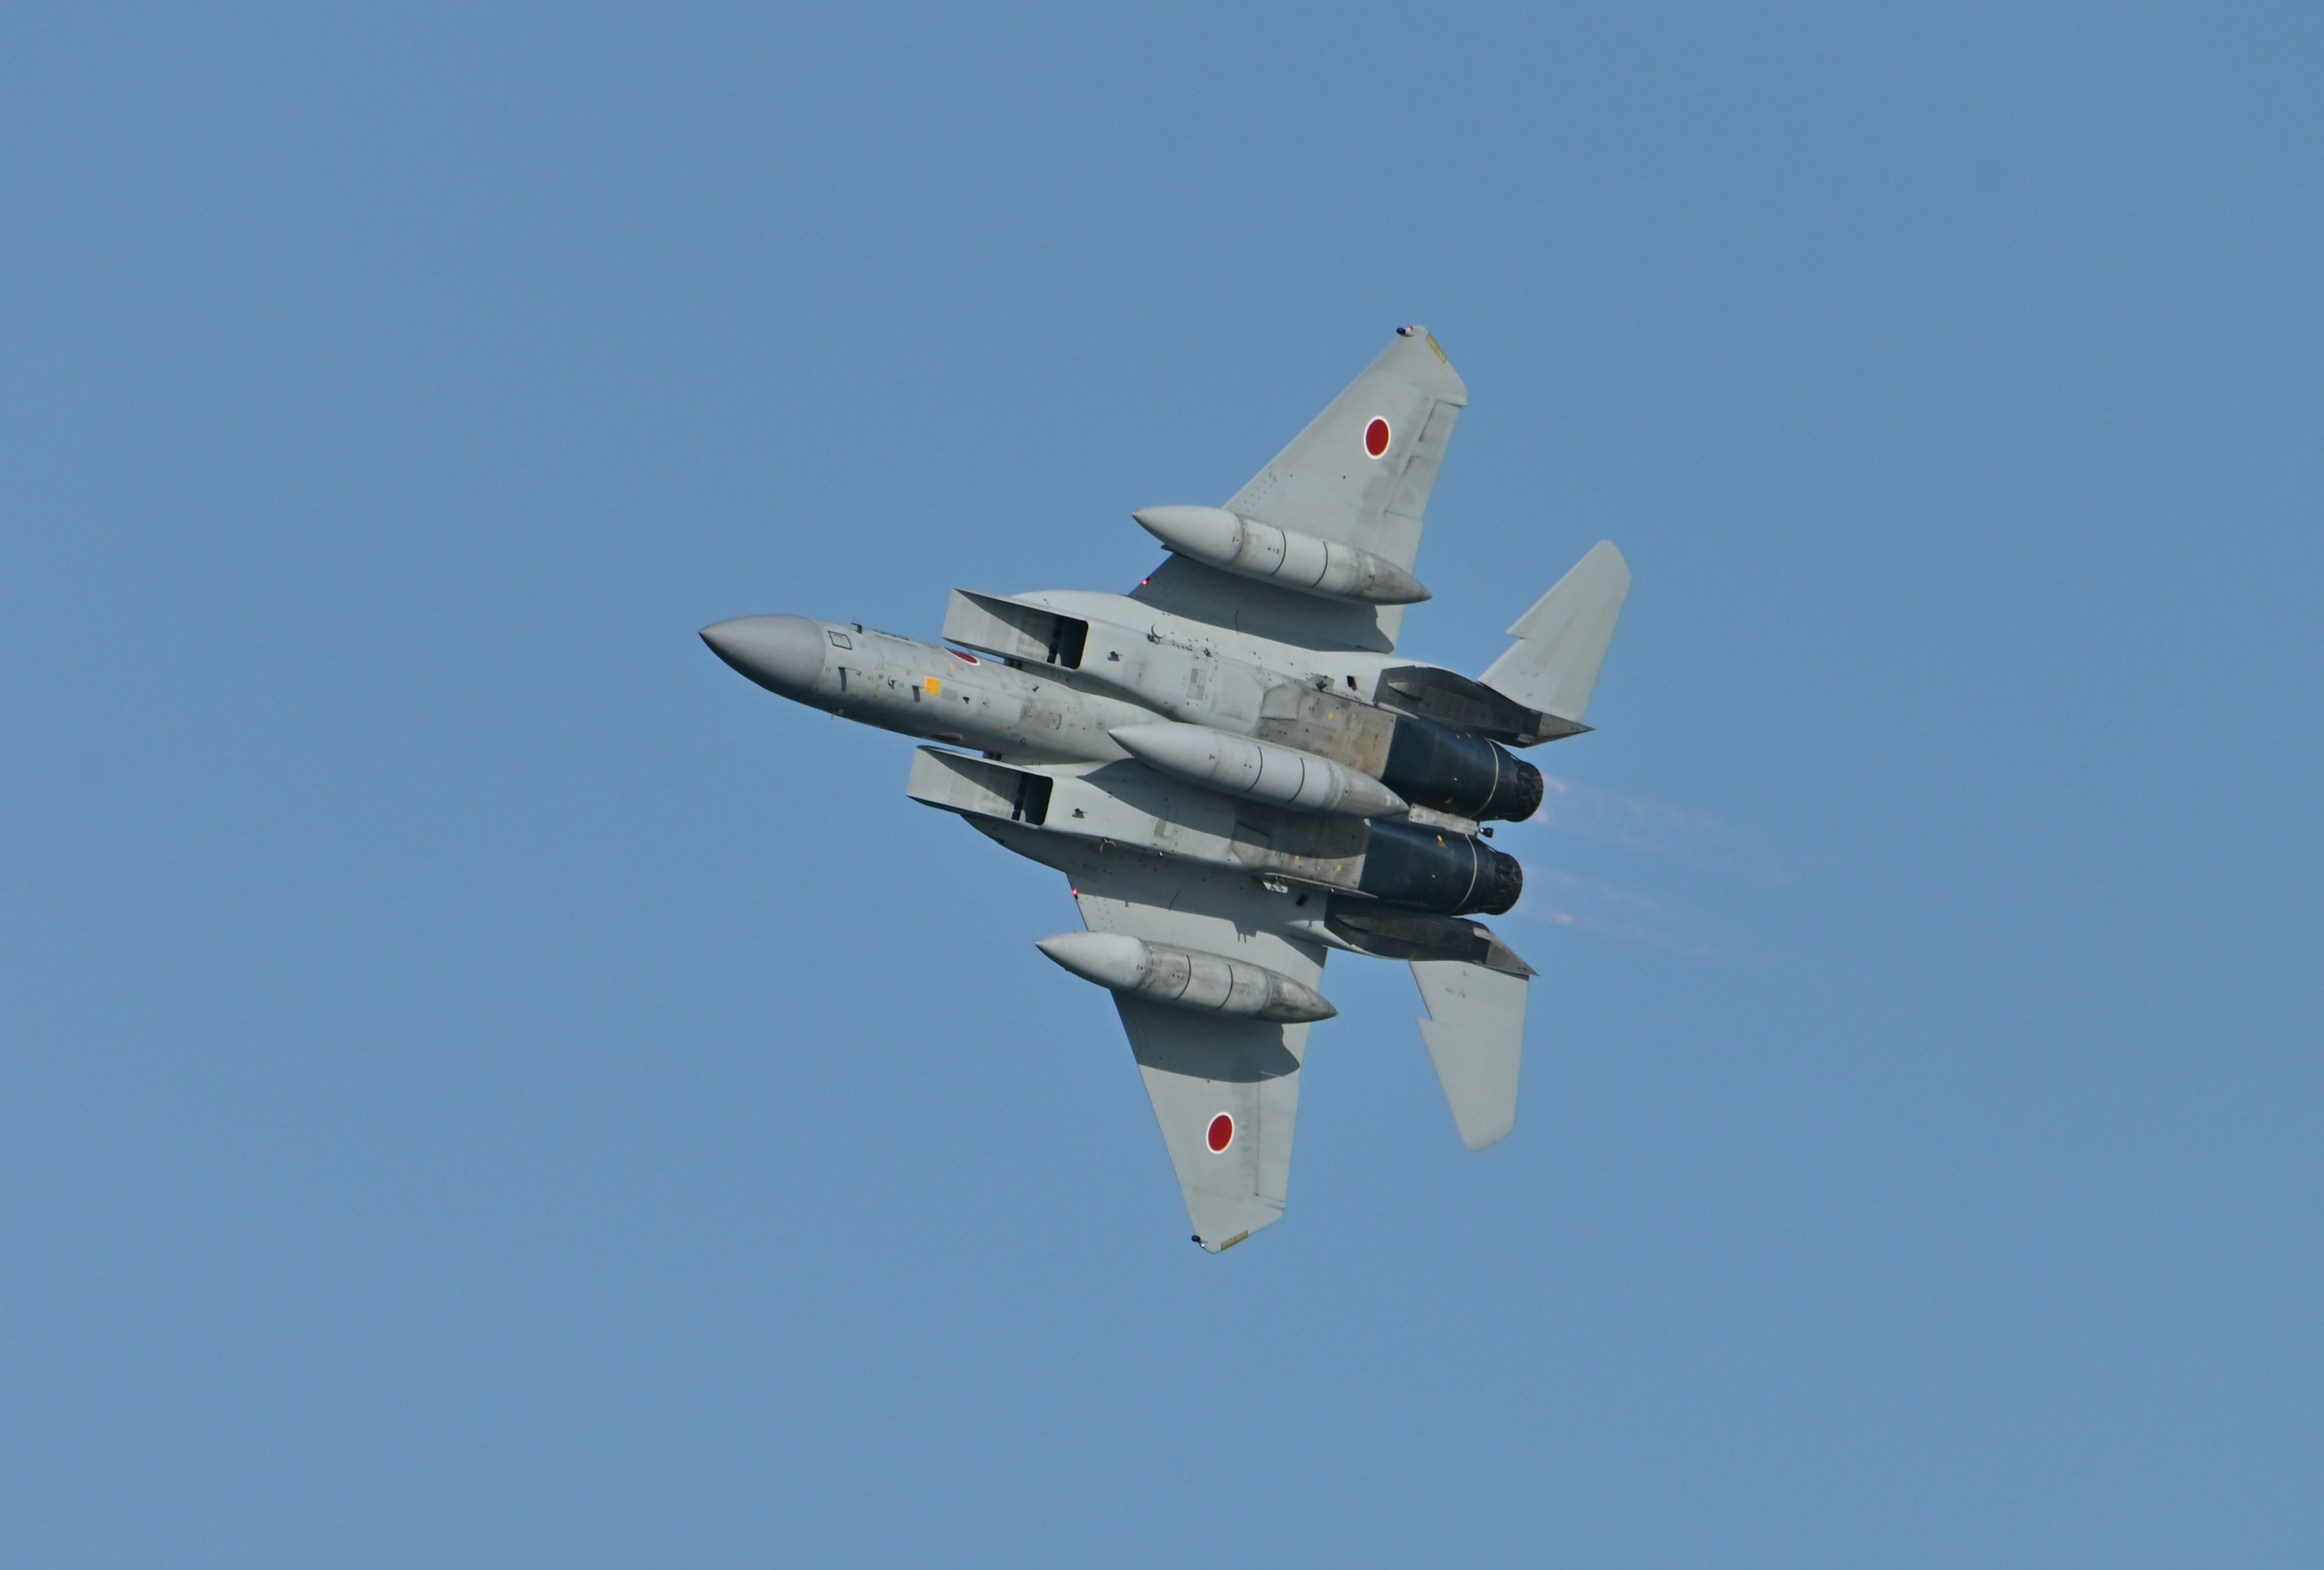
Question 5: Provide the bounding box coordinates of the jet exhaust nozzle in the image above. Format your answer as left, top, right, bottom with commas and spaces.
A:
1357, 818, 1524, 916
1381, 715, 1545, 823
1036, 931, 1336, 1023
1111, 721, 1408, 818
1133, 506, 1431, 605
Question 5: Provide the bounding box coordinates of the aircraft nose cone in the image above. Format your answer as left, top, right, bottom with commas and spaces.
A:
700, 615, 829, 696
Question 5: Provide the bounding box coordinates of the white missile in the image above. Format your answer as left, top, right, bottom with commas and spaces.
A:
1035, 932, 1337, 1023
1110, 721, 1409, 818
1132, 506, 1431, 605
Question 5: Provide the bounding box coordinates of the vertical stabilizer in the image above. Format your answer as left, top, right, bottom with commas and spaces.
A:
1479, 541, 1630, 724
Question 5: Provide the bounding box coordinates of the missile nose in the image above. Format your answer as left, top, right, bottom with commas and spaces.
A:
699, 614, 829, 696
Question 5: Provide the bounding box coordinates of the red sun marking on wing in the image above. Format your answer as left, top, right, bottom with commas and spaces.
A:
1364, 417, 1391, 458
1206, 1113, 1235, 1153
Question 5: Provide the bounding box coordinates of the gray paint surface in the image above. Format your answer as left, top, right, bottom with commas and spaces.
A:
703, 330, 1629, 1249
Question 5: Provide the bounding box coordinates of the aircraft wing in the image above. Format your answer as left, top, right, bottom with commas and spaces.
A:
1134, 327, 1470, 655
1066, 852, 1326, 1252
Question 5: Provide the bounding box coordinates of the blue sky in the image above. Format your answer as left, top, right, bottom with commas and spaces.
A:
4, 4, 2319, 1563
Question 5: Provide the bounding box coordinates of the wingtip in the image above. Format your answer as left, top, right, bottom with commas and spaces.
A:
1589, 539, 1632, 586
1459, 1120, 1515, 1152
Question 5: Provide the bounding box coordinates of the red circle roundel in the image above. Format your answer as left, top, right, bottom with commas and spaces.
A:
1363, 417, 1391, 458
1206, 1113, 1235, 1154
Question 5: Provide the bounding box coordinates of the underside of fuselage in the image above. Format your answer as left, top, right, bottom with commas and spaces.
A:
700, 326, 1631, 1250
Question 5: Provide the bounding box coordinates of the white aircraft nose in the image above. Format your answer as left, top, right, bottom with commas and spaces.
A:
700, 615, 828, 696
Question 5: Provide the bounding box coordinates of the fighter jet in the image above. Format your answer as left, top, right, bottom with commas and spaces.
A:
701, 328, 1629, 1251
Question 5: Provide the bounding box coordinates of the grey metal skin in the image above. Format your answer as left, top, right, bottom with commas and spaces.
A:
703, 612, 1521, 913
1109, 721, 1408, 818
1132, 506, 1431, 605
704, 603, 1407, 778
1036, 932, 1336, 1023
700, 327, 1633, 1253
700, 614, 1151, 763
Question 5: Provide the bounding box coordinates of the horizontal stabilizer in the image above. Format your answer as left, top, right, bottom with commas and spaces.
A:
1480, 542, 1630, 724
1412, 959, 1529, 1151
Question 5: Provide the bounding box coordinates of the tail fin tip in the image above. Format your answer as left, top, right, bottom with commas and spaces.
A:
1478, 540, 1630, 724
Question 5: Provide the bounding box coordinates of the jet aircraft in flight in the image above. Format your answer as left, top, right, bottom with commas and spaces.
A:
703, 328, 1629, 1250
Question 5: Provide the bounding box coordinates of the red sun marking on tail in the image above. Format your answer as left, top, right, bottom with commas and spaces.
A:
1206, 1114, 1235, 1153
1364, 417, 1391, 458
